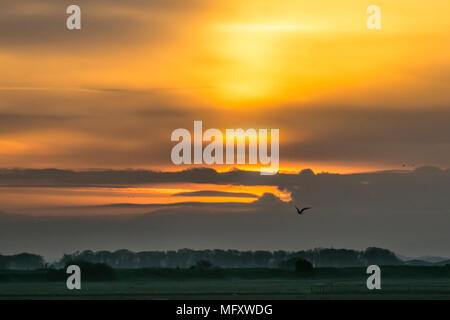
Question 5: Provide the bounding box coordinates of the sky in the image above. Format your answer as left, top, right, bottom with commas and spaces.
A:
0, 0, 449, 258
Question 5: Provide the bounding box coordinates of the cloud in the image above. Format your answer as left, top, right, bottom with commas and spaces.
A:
0, 0, 206, 52
1, 73, 449, 170
1, 166, 449, 188
0, 4, 136, 51
1, 167, 449, 261
171, 190, 258, 198
83, 200, 260, 209
0, 112, 84, 134
271, 105, 450, 168
253, 192, 286, 205
1, 167, 450, 259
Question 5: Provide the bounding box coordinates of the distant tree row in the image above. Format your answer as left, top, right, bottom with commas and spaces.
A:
47, 261, 116, 281
0, 253, 45, 270
56, 247, 402, 269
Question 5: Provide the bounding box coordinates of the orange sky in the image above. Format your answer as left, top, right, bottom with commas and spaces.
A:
0, 183, 292, 215
1, 1, 450, 263
0, 0, 449, 178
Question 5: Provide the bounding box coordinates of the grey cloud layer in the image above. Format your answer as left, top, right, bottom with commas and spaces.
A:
0, 167, 449, 259
277, 106, 450, 166
0, 0, 204, 51
1, 86, 450, 168
171, 190, 258, 198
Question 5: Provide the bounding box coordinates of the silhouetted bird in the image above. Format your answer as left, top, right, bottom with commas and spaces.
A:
295, 206, 312, 215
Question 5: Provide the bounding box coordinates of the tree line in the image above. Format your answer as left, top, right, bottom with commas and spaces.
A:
57, 247, 401, 269
0, 253, 45, 270
0, 247, 402, 270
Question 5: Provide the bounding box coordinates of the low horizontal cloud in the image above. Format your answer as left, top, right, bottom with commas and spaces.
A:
0, 166, 449, 188
171, 190, 258, 198
0, 112, 84, 134
0, 167, 449, 259
0, 0, 205, 51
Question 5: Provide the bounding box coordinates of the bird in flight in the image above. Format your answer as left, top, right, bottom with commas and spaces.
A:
295, 206, 312, 215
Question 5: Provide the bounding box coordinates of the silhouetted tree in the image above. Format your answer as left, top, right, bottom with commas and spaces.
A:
363, 247, 402, 266
295, 259, 313, 276
194, 260, 213, 270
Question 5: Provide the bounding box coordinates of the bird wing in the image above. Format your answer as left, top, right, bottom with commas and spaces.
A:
301, 207, 312, 213
295, 206, 300, 213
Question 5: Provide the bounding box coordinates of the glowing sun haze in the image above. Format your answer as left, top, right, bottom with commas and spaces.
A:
0, 0, 449, 173
1, 1, 450, 259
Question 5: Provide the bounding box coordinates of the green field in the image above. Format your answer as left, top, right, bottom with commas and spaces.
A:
1, 267, 450, 299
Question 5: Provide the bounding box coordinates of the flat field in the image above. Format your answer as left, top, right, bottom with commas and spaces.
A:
1, 267, 449, 300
